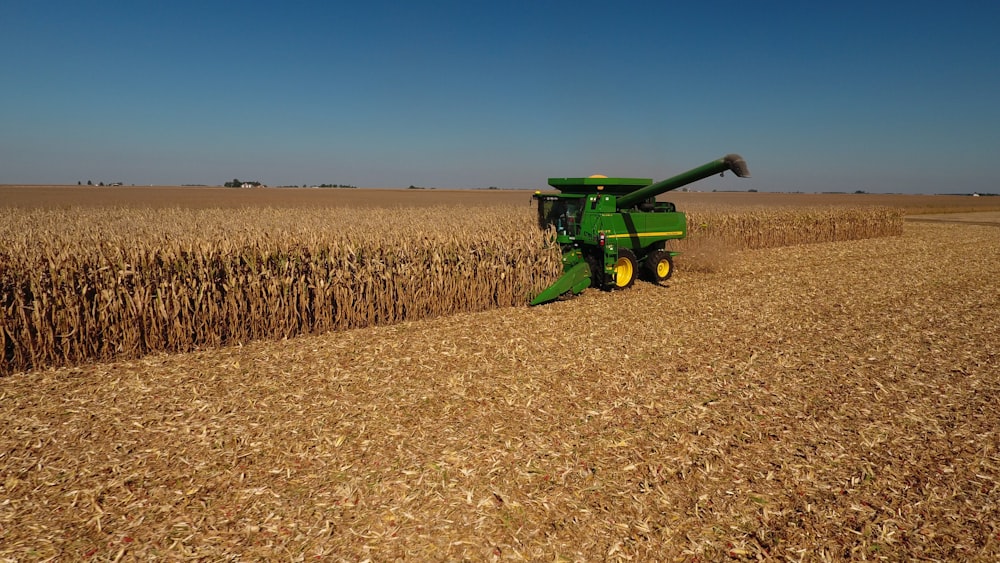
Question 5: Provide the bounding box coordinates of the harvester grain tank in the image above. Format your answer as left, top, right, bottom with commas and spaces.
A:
530, 154, 750, 305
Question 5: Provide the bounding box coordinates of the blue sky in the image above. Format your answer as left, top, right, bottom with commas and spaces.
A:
2, 1, 998, 193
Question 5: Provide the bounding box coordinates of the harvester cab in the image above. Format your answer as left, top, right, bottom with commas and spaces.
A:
530, 154, 750, 305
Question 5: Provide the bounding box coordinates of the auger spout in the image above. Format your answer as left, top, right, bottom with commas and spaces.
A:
615, 154, 750, 210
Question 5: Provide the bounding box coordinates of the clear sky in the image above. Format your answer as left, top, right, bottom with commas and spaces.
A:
3, 0, 999, 193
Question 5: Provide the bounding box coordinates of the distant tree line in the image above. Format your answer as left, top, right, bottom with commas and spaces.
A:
78, 180, 124, 186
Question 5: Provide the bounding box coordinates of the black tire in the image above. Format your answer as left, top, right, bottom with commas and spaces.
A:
612, 249, 637, 290
645, 249, 674, 283
584, 253, 605, 289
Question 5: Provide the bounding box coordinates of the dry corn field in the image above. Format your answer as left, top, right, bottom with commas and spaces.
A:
2, 189, 998, 561
1, 204, 901, 376
0, 206, 560, 377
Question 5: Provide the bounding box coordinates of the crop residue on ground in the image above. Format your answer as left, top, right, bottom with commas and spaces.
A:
2, 221, 997, 560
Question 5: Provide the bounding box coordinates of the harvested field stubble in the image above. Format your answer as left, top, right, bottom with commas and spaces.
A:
1, 222, 996, 560
1, 205, 901, 375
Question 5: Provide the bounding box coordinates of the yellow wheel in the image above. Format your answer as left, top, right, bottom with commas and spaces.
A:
646, 249, 674, 283
613, 249, 637, 289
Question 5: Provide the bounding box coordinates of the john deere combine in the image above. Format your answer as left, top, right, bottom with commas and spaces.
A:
530, 154, 750, 305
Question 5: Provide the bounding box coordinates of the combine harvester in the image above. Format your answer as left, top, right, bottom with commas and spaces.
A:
530, 154, 750, 305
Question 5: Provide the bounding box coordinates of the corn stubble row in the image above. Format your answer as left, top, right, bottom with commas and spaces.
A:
0, 205, 901, 375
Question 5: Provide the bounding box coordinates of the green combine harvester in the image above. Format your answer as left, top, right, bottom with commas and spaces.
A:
530, 154, 750, 305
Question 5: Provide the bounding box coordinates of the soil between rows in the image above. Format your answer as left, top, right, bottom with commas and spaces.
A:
1, 222, 998, 560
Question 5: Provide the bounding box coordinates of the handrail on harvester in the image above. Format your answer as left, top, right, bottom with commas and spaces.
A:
614, 154, 751, 210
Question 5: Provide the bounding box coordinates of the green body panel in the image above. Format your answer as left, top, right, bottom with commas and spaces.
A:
533, 191, 687, 295
530, 154, 751, 305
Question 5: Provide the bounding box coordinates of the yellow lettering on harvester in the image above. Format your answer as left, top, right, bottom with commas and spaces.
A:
604, 231, 684, 238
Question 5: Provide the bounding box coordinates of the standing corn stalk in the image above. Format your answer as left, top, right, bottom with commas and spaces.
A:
0, 204, 901, 376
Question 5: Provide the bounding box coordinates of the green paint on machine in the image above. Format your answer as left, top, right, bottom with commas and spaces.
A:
530, 155, 751, 305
